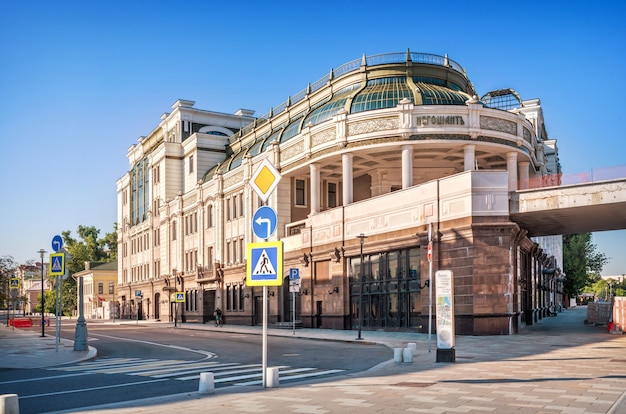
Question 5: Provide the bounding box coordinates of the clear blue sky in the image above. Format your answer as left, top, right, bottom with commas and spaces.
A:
1, 1, 624, 276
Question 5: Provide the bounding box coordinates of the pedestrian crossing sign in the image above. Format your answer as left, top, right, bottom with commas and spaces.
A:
49, 253, 65, 276
246, 241, 283, 286
175, 292, 186, 302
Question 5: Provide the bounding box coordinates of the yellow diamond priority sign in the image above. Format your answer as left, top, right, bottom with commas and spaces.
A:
250, 159, 281, 203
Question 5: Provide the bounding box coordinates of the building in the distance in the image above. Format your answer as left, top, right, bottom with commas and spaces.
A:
73, 261, 118, 319
117, 50, 563, 335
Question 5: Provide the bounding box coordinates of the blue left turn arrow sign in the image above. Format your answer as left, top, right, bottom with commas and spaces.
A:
252, 206, 277, 240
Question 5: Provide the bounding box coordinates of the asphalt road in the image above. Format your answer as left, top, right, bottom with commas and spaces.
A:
0, 322, 391, 413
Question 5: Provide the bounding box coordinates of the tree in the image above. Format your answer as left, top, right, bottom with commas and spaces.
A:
59, 224, 117, 316
0, 255, 18, 309
35, 290, 56, 314
563, 233, 608, 298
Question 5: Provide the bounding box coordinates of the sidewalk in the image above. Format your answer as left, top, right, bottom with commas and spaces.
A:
2, 307, 626, 413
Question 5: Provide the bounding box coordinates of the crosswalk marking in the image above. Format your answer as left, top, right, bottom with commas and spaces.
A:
49, 358, 344, 387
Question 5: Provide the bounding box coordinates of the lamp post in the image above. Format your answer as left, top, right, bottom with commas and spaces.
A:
37, 249, 46, 337
173, 269, 177, 328
356, 234, 367, 340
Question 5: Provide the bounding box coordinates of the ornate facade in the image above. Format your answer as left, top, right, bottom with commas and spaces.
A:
117, 51, 563, 335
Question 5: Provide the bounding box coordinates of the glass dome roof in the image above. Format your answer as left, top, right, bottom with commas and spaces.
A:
351, 77, 414, 113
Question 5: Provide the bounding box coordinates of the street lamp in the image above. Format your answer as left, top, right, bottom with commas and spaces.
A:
37, 249, 46, 337
356, 234, 367, 340
173, 269, 178, 327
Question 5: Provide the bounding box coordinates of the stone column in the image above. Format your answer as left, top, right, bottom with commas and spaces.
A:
518, 161, 530, 190
464, 144, 476, 171
401, 145, 413, 189
342, 153, 353, 205
310, 163, 320, 214
506, 152, 518, 191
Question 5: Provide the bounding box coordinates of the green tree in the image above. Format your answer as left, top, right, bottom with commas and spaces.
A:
563, 233, 608, 298
0, 255, 18, 309
35, 290, 56, 314
60, 224, 117, 316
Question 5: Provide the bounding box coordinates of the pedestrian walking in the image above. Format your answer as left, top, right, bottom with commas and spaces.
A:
214, 308, 223, 327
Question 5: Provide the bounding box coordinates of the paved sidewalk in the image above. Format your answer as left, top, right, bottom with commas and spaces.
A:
2, 307, 626, 413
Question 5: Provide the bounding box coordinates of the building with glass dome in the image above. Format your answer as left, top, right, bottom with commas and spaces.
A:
117, 50, 563, 335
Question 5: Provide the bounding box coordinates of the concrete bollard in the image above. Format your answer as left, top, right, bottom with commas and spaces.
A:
0, 394, 20, 414
198, 372, 214, 394
407, 342, 417, 356
394, 347, 404, 363
403, 347, 413, 363
266, 367, 280, 388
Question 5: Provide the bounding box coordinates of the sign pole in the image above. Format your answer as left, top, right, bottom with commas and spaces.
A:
428, 222, 433, 353
248, 160, 283, 389
292, 291, 296, 336
262, 285, 268, 387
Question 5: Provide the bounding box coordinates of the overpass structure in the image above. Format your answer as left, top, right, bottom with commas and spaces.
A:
510, 177, 626, 237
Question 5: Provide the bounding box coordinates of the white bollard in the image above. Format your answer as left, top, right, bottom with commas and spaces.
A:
403, 347, 413, 363
198, 372, 214, 394
394, 347, 404, 363
407, 342, 417, 356
266, 367, 280, 388
0, 394, 20, 414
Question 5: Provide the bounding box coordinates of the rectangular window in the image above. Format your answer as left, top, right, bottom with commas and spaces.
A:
108, 282, 114, 294
240, 237, 244, 264
189, 155, 194, 174
98, 282, 104, 295
327, 182, 337, 208
207, 205, 213, 228
295, 179, 306, 206
226, 285, 232, 311
232, 195, 237, 218
240, 192, 244, 217
207, 246, 213, 267
153, 165, 160, 184
172, 221, 177, 241
239, 284, 245, 311
226, 198, 231, 221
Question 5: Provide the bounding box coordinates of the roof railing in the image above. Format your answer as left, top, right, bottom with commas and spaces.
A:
242, 51, 469, 136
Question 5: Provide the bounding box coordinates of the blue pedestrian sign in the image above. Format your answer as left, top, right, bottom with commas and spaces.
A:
49, 253, 65, 276
252, 206, 277, 240
246, 241, 283, 286
51, 235, 63, 252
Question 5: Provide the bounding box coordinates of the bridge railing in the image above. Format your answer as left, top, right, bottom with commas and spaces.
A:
527, 165, 626, 189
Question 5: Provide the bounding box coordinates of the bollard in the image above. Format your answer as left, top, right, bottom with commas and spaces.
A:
198, 372, 214, 394
407, 342, 417, 356
266, 367, 280, 388
0, 393, 20, 414
403, 347, 413, 363
394, 348, 404, 363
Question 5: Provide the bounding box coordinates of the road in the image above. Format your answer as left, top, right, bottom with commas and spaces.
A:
0, 321, 391, 413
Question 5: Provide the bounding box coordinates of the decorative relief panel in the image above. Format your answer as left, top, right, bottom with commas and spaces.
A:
281, 141, 304, 160
523, 127, 531, 143
183, 196, 196, 209
480, 116, 517, 135
347, 117, 399, 136
311, 128, 335, 147
223, 171, 243, 189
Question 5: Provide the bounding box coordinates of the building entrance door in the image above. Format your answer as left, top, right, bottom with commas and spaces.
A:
203, 289, 215, 323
